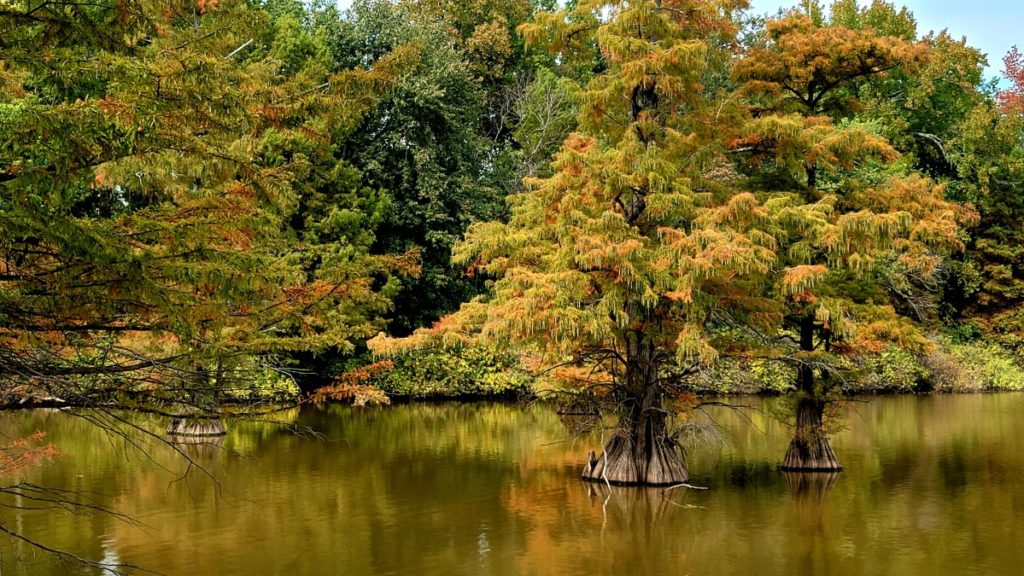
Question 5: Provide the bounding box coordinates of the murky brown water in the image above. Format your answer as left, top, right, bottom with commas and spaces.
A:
1, 394, 1023, 575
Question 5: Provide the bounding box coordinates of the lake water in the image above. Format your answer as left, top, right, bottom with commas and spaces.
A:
2, 394, 1023, 575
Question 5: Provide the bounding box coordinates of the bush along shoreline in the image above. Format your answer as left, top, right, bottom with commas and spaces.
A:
316, 335, 1024, 406
6, 334, 1022, 412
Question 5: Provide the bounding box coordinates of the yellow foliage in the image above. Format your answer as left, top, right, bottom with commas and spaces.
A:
781, 264, 828, 296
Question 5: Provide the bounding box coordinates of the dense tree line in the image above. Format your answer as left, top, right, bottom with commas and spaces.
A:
3, 0, 1024, 484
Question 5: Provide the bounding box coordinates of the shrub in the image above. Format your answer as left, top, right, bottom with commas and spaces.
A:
692, 358, 796, 394
371, 345, 533, 398
924, 340, 1024, 391
857, 346, 929, 392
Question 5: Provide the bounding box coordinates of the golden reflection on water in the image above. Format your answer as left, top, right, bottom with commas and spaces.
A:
0, 395, 1023, 575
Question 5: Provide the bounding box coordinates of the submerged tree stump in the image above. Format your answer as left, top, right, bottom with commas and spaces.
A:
166, 418, 227, 437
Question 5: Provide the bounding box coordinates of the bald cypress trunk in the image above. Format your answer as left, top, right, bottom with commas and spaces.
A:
781, 314, 842, 471
582, 339, 688, 486
581, 386, 689, 485
806, 163, 818, 191
781, 396, 841, 471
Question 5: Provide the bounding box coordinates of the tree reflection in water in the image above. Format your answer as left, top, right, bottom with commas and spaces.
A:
2, 396, 1024, 575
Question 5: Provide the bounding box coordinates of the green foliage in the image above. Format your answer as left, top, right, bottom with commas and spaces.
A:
329, 0, 511, 335
925, 340, 1024, 391
829, 0, 917, 40
751, 360, 799, 393
947, 320, 983, 343
694, 359, 796, 394
857, 346, 928, 392
372, 346, 532, 398
222, 370, 302, 403
0, 0, 416, 410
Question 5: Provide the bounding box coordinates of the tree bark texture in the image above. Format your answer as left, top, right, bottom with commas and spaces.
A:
781, 314, 843, 471
581, 338, 688, 486
781, 395, 842, 471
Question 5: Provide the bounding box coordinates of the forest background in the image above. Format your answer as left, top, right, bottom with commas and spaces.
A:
4, 0, 1024, 419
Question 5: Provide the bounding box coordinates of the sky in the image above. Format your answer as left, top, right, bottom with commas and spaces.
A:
752, 0, 1020, 80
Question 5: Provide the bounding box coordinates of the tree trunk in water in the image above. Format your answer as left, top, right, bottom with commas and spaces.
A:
581, 400, 688, 485
581, 346, 688, 486
781, 314, 842, 471
781, 395, 842, 471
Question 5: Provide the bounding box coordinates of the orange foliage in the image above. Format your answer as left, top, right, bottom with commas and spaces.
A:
998, 46, 1024, 113
547, 364, 613, 389
734, 14, 925, 114
851, 314, 933, 355
196, 0, 218, 14
227, 181, 255, 201
782, 264, 828, 296
312, 360, 393, 406
665, 390, 700, 414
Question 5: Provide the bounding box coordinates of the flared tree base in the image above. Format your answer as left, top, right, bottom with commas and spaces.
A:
780, 434, 843, 471
167, 418, 227, 437
581, 433, 689, 486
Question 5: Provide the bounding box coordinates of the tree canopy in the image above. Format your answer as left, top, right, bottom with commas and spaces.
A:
0, 0, 416, 409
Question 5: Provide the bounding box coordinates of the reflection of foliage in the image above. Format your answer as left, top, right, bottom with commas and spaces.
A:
4, 398, 1024, 574
0, 431, 58, 477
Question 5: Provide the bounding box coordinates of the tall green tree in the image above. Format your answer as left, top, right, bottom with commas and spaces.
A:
0, 0, 412, 410
327, 0, 513, 335
941, 62, 1024, 349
